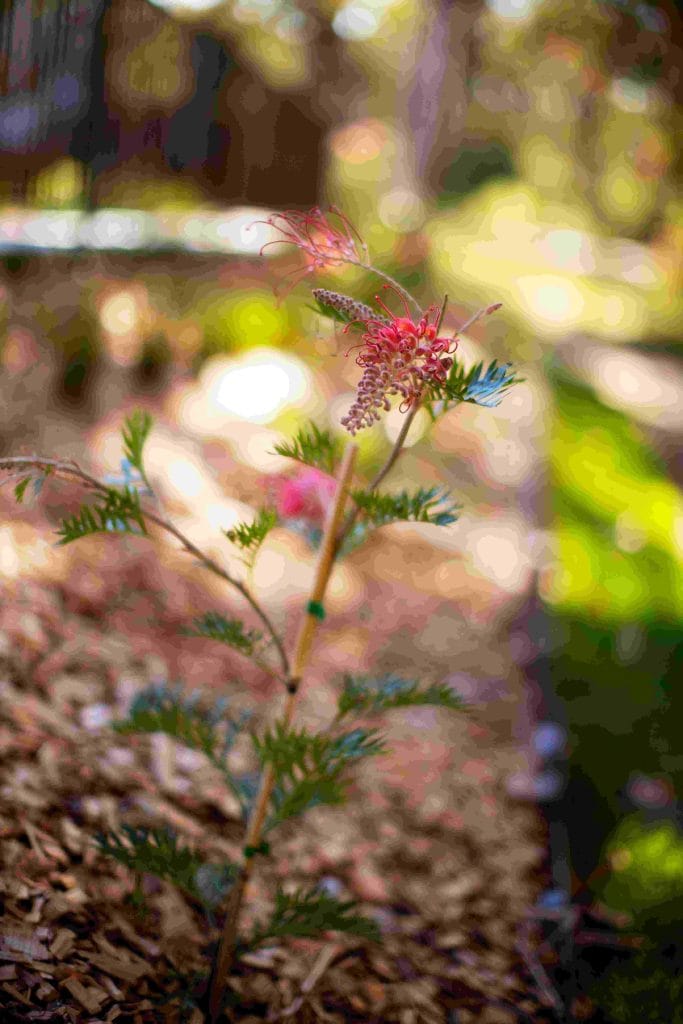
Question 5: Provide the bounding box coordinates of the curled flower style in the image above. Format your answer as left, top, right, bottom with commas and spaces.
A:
255, 207, 367, 297
341, 286, 457, 435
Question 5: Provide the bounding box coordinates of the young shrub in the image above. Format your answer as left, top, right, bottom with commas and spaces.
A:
1, 206, 519, 1021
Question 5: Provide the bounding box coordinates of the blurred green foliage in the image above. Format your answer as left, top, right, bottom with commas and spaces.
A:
549, 372, 683, 624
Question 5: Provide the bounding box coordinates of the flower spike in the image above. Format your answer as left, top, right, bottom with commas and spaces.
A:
340, 285, 457, 435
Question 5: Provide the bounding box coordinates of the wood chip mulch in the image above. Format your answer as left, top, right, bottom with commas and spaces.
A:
0, 579, 558, 1023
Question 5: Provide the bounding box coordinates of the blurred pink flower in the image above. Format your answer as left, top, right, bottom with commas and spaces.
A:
2, 328, 40, 373
273, 467, 336, 522
341, 285, 457, 434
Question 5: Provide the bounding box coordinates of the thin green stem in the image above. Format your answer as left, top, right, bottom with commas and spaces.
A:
333, 403, 420, 557
346, 258, 423, 317
0, 456, 289, 680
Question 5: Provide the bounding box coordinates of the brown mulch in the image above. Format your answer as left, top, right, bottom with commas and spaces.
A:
0, 573, 560, 1024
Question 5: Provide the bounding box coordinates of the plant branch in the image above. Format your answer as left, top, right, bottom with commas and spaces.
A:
346, 258, 423, 317
0, 456, 289, 680
207, 442, 358, 1023
333, 403, 421, 555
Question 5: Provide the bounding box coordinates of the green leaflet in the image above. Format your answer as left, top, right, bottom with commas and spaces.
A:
350, 485, 459, 528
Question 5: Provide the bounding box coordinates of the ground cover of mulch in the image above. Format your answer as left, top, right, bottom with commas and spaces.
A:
0, 561, 566, 1024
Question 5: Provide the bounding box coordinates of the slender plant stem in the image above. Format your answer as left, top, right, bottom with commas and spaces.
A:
0, 456, 289, 679
206, 442, 358, 1023
346, 258, 423, 317
333, 403, 420, 557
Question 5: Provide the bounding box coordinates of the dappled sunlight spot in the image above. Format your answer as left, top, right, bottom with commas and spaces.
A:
538, 228, 596, 274
232, 426, 290, 473
227, 295, 285, 349
486, 0, 543, 22
598, 164, 657, 226
142, 433, 214, 506
572, 346, 683, 432
329, 119, 388, 165
314, 628, 368, 675
163, 512, 245, 577
203, 500, 255, 534
608, 77, 660, 115
542, 524, 657, 621
181, 208, 281, 255
482, 437, 535, 487
198, 349, 311, 425
98, 289, 143, 341
217, 363, 290, 419
517, 275, 585, 332
0, 526, 67, 581
464, 516, 533, 594
382, 405, 429, 446
495, 379, 545, 429
377, 188, 425, 232
147, 0, 228, 13
521, 136, 574, 192
79, 209, 155, 250
166, 457, 205, 500
332, 1, 384, 40
326, 565, 364, 614
251, 533, 315, 602
0, 531, 22, 579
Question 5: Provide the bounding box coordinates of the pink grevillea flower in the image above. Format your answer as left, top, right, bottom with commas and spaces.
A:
341, 286, 457, 435
273, 467, 337, 522
255, 206, 366, 297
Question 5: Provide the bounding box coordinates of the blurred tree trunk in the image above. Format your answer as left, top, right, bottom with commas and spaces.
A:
405, 0, 484, 196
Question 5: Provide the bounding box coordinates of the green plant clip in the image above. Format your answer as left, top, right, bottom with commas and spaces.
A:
244, 841, 271, 859
307, 600, 326, 620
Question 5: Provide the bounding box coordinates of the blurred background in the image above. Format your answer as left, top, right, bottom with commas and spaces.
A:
1, 0, 682, 1015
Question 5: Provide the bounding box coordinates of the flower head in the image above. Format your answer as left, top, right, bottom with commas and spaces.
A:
255, 207, 366, 298
340, 286, 457, 435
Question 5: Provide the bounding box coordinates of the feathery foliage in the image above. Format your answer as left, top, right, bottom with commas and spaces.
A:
273, 421, 341, 476
113, 683, 231, 760
350, 485, 459, 528
6, 465, 54, 505
56, 486, 146, 545
223, 508, 277, 567
247, 885, 380, 948
337, 673, 464, 718
426, 359, 520, 416
13, 477, 32, 503
96, 826, 236, 908
112, 683, 253, 812
182, 612, 262, 656
252, 723, 386, 830
121, 410, 153, 489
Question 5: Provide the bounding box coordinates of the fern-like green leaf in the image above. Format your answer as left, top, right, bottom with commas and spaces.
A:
248, 885, 380, 948
121, 410, 153, 488
350, 485, 459, 528
96, 826, 236, 908
13, 477, 31, 503
252, 723, 385, 830
56, 486, 147, 545
272, 422, 341, 476
223, 508, 277, 566
426, 359, 521, 413
113, 683, 252, 813
182, 612, 262, 656
337, 674, 464, 718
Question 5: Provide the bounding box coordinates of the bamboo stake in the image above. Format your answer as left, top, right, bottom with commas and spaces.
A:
207, 442, 358, 1022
